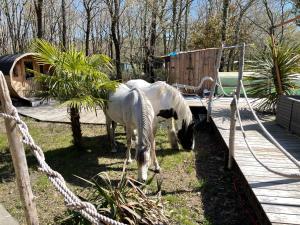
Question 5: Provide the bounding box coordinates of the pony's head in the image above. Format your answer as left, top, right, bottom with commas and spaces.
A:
136, 145, 151, 182
177, 120, 195, 150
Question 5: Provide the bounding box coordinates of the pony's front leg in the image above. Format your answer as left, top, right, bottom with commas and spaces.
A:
125, 127, 133, 164
105, 115, 117, 152
168, 118, 179, 150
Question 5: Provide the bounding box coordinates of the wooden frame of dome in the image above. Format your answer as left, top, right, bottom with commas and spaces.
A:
0, 53, 50, 100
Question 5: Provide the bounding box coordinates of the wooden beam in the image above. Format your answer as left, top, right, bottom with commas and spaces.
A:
0, 71, 39, 225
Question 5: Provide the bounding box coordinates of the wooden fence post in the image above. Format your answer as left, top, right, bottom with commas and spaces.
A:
0, 71, 39, 225
228, 43, 245, 169
207, 45, 223, 122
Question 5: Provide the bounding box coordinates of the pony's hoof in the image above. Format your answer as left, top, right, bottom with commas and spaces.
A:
137, 179, 146, 184
126, 159, 133, 164
111, 148, 117, 153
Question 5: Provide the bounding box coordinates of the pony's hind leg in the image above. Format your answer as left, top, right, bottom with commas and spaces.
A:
151, 121, 160, 173
131, 129, 138, 149
168, 118, 179, 150
125, 127, 133, 164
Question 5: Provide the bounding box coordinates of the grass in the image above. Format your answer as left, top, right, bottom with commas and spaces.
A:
0, 117, 202, 225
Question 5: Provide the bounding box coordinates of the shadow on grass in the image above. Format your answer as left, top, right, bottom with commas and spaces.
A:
0, 126, 189, 188
194, 120, 257, 225
0, 134, 130, 186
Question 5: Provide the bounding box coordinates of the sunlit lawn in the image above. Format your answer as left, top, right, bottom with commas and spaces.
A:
0, 117, 204, 225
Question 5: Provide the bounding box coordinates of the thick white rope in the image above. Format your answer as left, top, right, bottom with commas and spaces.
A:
0, 108, 127, 225
216, 75, 231, 97
239, 80, 300, 169
234, 95, 300, 178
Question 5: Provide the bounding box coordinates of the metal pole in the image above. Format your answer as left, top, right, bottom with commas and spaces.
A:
0, 71, 39, 224
228, 43, 245, 169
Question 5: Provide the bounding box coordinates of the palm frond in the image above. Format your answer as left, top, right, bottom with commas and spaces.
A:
245, 39, 300, 112
31, 39, 119, 109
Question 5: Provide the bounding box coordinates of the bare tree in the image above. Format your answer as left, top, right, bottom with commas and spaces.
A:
33, 0, 43, 38
105, 0, 122, 80
83, 0, 97, 55
61, 0, 67, 49
2, 0, 33, 53
219, 0, 230, 71
227, 0, 256, 71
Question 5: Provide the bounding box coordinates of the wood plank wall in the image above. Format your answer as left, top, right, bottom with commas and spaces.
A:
166, 48, 220, 92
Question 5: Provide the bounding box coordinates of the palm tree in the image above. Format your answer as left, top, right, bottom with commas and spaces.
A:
32, 39, 118, 149
245, 40, 300, 112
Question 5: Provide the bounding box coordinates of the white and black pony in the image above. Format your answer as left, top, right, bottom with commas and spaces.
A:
104, 84, 159, 181
126, 79, 195, 150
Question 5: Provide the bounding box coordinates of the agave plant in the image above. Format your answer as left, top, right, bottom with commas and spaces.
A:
245, 39, 300, 112
59, 171, 168, 225
31, 39, 119, 148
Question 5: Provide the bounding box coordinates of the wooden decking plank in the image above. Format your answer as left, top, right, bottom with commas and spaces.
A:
238, 161, 299, 169
210, 97, 300, 225
267, 213, 300, 224
254, 188, 300, 199
262, 204, 300, 215
239, 166, 300, 174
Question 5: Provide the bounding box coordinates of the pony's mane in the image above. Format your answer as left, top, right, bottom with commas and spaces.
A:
152, 81, 193, 125
132, 88, 153, 149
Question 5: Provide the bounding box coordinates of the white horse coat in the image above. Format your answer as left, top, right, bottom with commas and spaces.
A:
105, 84, 159, 181
126, 79, 195, 150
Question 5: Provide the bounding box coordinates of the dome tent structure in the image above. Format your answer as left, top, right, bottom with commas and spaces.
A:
0, 53, 50, 100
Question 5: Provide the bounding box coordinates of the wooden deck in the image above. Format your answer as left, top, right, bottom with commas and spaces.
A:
187, 97, 300, 225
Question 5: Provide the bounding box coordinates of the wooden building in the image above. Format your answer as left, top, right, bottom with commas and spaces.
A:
0, 53, 49, 100
163, 48, 222, 93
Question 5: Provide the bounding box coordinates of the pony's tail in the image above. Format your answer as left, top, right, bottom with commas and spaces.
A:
197, 76, 214, 91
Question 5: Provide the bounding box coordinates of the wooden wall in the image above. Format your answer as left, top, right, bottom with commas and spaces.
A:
276, 95, 300, 136
10, 55, 42, 99
166, 48, 221, 91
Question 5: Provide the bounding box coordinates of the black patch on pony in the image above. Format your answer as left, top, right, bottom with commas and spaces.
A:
157, 108, 178, 119
177, 120, 195, 150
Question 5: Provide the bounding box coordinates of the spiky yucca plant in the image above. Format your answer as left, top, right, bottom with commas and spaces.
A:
59, 172, 168, 225
31, 39, 118, 148
245, 40, 300, 112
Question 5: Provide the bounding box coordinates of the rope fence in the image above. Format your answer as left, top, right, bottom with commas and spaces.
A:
0, 108, 126, 225
229, 80, 300, 178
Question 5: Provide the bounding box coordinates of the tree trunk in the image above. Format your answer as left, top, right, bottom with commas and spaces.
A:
183, 0, 190, 51
69, 106, 82, 149
172, 0, 178, 51
34, 0, 43, 38
148, 0, 158, 82
61, 0, 67, 49
85, 11, 91, 56
220, 0, 229, 71
107, 0, 122, 80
